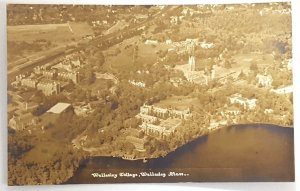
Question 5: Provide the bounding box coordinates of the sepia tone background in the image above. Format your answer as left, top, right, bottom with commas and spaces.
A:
7, 0, 293, 185
0, 0, 300, 191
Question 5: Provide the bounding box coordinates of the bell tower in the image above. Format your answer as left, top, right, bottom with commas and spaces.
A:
187, 42, 196, 71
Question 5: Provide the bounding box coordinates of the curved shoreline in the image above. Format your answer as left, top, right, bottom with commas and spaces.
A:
70, 123, 293, 171
64, 124, 293, 183
80, 123, 293, 161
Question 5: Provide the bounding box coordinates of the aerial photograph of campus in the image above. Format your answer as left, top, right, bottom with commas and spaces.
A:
7, 2, 294, 185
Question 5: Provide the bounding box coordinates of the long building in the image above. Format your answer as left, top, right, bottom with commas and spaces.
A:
136, 104, 192, 139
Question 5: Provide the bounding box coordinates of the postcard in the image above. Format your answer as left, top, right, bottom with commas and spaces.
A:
7, 2, 294, 185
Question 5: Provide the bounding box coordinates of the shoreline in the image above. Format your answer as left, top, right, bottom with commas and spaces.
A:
64, 123, 293, 184
80, 122, 293, 162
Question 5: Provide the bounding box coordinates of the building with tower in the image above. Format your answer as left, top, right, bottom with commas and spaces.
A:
186, 39, 196, 71
188, 56, 196, 71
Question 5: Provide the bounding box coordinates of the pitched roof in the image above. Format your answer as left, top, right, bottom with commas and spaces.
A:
47, 102, 71, 114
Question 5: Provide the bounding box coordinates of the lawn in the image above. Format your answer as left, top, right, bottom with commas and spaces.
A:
7, 22, 93, 65
103, 36, 172, 75
154, 95, 201, 110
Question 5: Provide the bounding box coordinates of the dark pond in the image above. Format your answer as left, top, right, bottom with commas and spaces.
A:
66, 124, 294, 183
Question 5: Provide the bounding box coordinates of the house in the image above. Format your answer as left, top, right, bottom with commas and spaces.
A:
229, 93, 257, 110
256, 74, 273, 87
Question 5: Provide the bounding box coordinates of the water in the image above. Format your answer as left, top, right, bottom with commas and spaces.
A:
66, 124, 294, 183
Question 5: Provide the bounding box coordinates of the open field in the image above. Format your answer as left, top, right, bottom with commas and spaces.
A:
7, 22, 93, 43
7, 22, 93, 69
154, 95, 200, 110
233, 53, 275, 70
103, 36, 172, 75
212, 52, 276, 80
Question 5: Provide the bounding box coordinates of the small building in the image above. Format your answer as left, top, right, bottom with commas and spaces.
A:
229, 93, 257, 110
256, 74, 273, 87
144, 40, 158, 45
47, 102, 72, 114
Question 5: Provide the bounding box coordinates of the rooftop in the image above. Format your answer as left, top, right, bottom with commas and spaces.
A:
47, 102, 71, 114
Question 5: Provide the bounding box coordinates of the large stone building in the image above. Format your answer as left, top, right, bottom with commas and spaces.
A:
136, 113, 159, 124
20, 78, 38, 88
139, 104, 192, 120
140, 118, 181, 138
37, 81, 61, 96
136, 104, 192, 139
57, 71, 80, 84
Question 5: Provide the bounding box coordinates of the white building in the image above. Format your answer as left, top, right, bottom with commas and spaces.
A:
128, 80, 146, 88
200, 42, 214, 49
256, 74, 273, 87
229, 93, 257, 110
188, 56, 196, 71
145, 40, 158, 45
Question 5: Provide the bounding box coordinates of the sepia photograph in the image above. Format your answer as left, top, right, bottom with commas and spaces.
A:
6, 2, 294, 186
